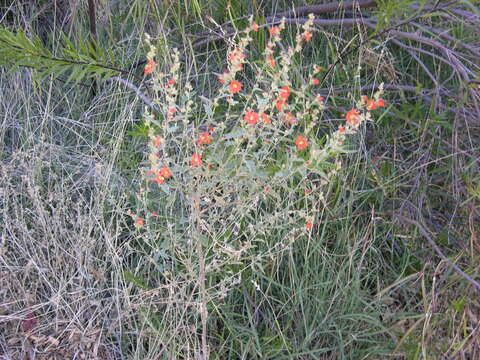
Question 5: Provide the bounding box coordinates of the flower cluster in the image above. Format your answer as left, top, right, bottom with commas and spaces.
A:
139, 16, 387, 269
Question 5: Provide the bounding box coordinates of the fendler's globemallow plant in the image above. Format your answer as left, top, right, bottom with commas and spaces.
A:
131, 15, 385, 358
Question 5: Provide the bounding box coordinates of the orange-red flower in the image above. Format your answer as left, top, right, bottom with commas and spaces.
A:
155, 174, 165, 184
361, 95, 369, 102
159, 167, 172, 179
229, 80, 242, 94
376, 99, 385, 107
228, 48, 245, 62
135, 217, 145, 227
303, 32, 312, 42
167, 78, 175, 86
168, 107, 177, 114
276, 98, 287, 111
366, 99, 377, 111
267, 55, 276, 68
244, 111, 259, 126
191, 153, 202, 167
285, 112, 297, 125
338, 126, 346, 134
346, 109, 361, 126
305, 221, 313, 230
279, 86, 291, 99
311, 78, 319, 85
197, 132, 212, 145
269, 26, 280, 36
260, 113, 271, 123
144, 60, 156, 76
152, 135, 162, 147
316, 95, 325, 102
295, 135, 309, 150
252, 21, 259, 32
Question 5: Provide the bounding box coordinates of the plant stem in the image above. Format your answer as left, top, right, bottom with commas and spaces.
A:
193, 192, 208, 359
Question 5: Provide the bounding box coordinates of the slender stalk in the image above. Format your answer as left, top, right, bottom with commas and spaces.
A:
87, 0, 98, 96
192, 192, 208, 359
87, 0, 97, 41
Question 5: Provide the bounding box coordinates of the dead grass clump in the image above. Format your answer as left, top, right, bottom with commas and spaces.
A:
0, 142, 129, 359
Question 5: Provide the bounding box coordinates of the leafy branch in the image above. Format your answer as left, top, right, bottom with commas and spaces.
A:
0, 28, 140, 84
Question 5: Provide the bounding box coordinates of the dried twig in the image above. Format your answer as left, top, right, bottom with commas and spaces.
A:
410, 22, 480, 58
108, 76, 161, 112
395, 214, 480, 293
274, 0, 377, 18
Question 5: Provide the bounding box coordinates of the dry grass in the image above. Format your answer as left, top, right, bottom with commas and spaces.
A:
0, 71, 138, 359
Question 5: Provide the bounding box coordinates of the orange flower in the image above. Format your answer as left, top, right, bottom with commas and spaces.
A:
228, 48, 245, 62
191, 153, 202, 167
152, 135, 162, 147
304, 189, 312, 195
197, 132, 212, 145
279, 86, 291, 99
366, 99, 377, 111
316, 95, 325, 102
305, 221, 313, 230
276, 98, 287, 111
361, 95, 369, 102
144, 60, 156, 76
260, 113, 271, 123
159, 167, 172, 179
338, 126, 346, 134
295, 135, 308, 150
252, 21, 259, 32
269, 26, 280, 36
267, 55, 276, 68
376, 99, 385, 107
229, 80, 242, 94
167, 78, 175, 86
155, 173, 165, 184
135, 217, 145, 227
244, 111, 259, 126
285, 112, 297, 125
303, 32, 312, 41
311, 78, 319, 85
346, 109, 361, 126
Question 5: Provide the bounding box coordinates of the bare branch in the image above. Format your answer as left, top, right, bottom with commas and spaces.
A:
274, 0, 377, 18
108, 76, 161, 112
395, 214, 480, 293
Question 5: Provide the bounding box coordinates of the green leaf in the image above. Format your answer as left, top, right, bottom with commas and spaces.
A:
122, 270, 152, 290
